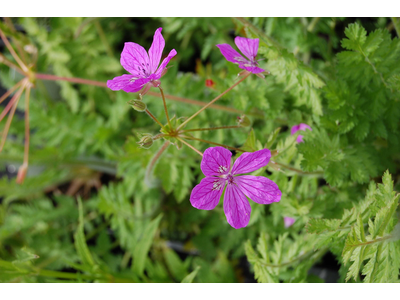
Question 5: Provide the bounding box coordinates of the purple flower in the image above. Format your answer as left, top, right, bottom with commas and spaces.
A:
291, 123, 312, 143
190, 147, 281, 229
216, 37, 265, 74
107, 28, 177, 94
284, 217, 295, 228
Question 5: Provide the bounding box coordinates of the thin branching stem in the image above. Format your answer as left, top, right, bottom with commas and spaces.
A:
0, 53, 25, 74
23, 83, 32, 166
0, 81, 26, 122
158, 86, 172, 129
144, 108, 166, 130
0, 83, 27, 151
181, 125, 242, 133
177, 72, 251, 131
176, 137, 203, 157
0, 78, 25, 105
0, 28, 29, 73
181, 135, 246, 152
145, 140, 170, 186
272, 161, 323, 175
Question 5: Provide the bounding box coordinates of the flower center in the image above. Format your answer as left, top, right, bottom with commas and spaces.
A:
226, 174, 235, 185
218, 165, 228, 173
137, 62, 151, 78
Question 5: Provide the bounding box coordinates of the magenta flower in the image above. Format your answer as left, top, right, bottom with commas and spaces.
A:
190, 147, 281, 229
216, 37, 265, 74
284, 217, 295, 228
291, 123, 312, 143
107, 28, 177, 94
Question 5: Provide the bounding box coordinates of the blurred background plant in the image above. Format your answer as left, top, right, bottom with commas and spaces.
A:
0, 17, 399, 283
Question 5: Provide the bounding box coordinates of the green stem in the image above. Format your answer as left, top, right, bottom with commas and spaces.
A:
158, 86, 172, 129
145, 108, 166, 130
0, 28, 29, 73
234, 17, 283, 50
272, 161, 323, 175
176, 137, 203, 157
391, 17, 400, 38
94, 20, 114, 58
145, 140, 170, 186
177, 72, 251, 130
181, 135, 245, 153
307, 17, 320, 32
181, 125, 242, 133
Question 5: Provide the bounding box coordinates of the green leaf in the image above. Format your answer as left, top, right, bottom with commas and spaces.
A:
181, 266, 201, 283
132, 214, 163, 277
74, 197, 95, 267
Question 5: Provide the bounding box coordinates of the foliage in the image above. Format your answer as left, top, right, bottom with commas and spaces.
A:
0, 17, 399, 283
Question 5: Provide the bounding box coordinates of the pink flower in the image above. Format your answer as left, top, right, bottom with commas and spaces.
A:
107, 28, 177, 94
284, 217, 295, 228
190, 147, 281, 229
291, 123, 312, 143
216, 37, 265, 74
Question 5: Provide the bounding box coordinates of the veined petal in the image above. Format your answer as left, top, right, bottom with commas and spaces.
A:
154, 49, 177, 78
190, 177, 225, 210
120, 42, 150, 77
200, 147, 232, 177
231, 149, 271, 175
234, 37, 259, 61
107, 75, 150, 93
223, 183, 251, 229
148, 28, 165, 73
216, 44, 249, 65
235, 175, 281, 204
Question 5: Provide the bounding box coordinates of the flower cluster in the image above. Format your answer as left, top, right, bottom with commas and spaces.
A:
291, 123, 312, 143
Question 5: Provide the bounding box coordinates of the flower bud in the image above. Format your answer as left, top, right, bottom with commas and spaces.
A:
137, 135, 153, 149
237, 115, 251, 127
127, 99, 146, 112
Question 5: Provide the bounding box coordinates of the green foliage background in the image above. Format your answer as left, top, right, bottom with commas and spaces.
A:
0, 17, 399, 283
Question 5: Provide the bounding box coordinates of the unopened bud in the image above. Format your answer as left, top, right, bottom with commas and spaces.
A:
137, 135, 153, 149
127, 99, 146, 112
237, 115, 251, 127
16, 163, 28, 184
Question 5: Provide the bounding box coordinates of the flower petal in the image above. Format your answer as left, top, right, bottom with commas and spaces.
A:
242, 65, 266, 74
154, 49, 177, 78
216, 44, 249, 66
231, 149, 271, 175
284, 217, 295, 228
235, 175, 281, 204
223, 183, 251, 229
200, 147, 232, 177
148, 28, 165, 73
291, 123, 312, 135
120, 42, 150, 77
190, 177, 225, 210
234, 37, 259, 61
107, 74, 150, 93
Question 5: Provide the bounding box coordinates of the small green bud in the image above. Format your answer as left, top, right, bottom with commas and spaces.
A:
127, 99, 146, 112
237, 115, 251, 127
137, 135, 153, 149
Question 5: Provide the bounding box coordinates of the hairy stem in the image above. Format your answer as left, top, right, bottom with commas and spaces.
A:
181, 125, 242, 133
4, 17, 27, 64
158, 86, 172, 128
144, 108, 166, 130
176, 137, 203, 157
0, 28, 29, 73
0, 53, 25, 74
145, 140, 170, 186
181, 135, 246, 153
0, 78, 25, 105
23, 84, 31, 166
177, 72, 251, 130
0, 84, 26, 151
34, 73, 261, 117
0, 82, 25, 122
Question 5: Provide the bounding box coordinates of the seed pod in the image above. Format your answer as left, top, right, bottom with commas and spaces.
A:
237, 115, 251, 127
137, 135, 153, 149
127, 99, 146, 112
